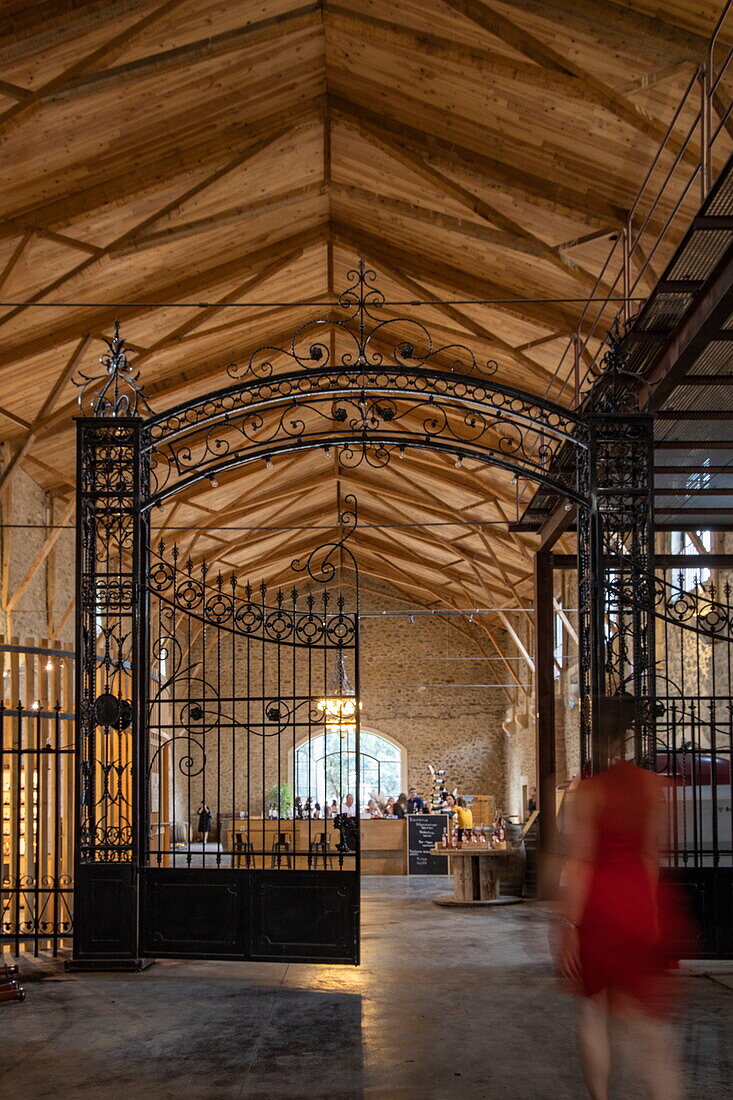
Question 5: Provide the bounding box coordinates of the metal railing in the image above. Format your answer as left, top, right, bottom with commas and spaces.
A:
548, 0, 733, 407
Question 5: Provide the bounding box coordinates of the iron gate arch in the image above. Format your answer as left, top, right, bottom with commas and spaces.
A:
70, 262, 658, 968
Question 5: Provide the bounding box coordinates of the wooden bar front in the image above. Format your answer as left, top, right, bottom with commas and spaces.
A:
226, 817, 406, 874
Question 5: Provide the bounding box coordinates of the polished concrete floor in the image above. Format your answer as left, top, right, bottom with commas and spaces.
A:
1, 877, 731, 1099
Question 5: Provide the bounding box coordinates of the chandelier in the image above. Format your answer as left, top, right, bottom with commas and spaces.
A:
317, 651, 359, 738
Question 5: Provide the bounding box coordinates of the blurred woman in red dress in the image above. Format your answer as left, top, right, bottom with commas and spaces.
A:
558, 697, 688, 1100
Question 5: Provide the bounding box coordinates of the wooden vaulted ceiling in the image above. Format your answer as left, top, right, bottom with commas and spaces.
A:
0, 0, 726, 610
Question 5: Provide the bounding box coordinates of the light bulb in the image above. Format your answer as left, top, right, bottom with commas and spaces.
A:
265, 457, 273, 470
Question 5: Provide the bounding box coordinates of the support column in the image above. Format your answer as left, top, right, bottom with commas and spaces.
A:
534, 549, 557, 869
70, 416, 149, 969
579, 412, 656, 773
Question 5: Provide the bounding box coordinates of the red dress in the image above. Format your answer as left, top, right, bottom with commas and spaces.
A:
577, 761, 685, 1013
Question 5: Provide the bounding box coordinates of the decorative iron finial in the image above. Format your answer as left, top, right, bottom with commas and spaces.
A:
74, 320, 153, 417
587, 316, 649, 414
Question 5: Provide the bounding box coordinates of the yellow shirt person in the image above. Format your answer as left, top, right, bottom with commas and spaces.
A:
455, 802, 473, 830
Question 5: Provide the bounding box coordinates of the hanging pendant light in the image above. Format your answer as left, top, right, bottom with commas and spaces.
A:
317, 651, 359, 738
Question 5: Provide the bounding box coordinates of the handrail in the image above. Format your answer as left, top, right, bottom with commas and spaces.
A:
548, 0, 733, 409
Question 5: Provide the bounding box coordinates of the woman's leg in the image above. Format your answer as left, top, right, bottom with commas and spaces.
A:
578, 993, 611, 1100
614, 994, 685, 1100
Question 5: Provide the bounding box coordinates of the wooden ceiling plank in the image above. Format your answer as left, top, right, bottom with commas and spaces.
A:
46, 3, 322, 103
0, 122, 302, 332
332, 94, 626, 226
326, 3, 606, 103
618, 59, 696, 94
113, 183, 327, 258
0, 0, 192, 133
0, 334, 91, 495
0, 98, 322, 242
332, 182, 547, 259
1, 0, 153, 59
441, 0, 699, 162
0, 225, 327, 377
334, 108, 606, 294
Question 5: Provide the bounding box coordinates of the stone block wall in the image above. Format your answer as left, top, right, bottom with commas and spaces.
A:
0, 458, 75, 645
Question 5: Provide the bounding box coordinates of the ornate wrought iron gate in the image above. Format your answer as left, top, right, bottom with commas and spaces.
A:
141, 522, 360, 961
652, 564, 733, 956
69, 264, 668, 966
71, 396, 359, 966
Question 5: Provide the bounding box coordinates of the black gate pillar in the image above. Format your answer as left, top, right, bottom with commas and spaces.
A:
69, 329, 151, 970
578, 407, 656, 774
534, 548, 558, 896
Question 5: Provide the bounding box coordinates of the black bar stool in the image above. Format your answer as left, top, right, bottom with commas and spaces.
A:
309, 831, 333, 869
270, 832, 293, 869
234, 834, 254, 868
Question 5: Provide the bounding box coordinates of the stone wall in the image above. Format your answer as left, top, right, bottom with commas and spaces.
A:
358, 580, 510, 806
0, 457, 75, 644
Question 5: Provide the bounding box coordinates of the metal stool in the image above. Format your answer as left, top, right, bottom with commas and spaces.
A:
270, 832, 293, 869
309, 831, 333, 869
234, 834, 254, 868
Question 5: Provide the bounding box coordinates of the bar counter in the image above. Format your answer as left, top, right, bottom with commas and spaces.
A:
226, 817, 406, 874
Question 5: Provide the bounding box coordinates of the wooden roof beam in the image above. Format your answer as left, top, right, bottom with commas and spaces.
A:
0, 121, 308, 333
442, 0, 699, 163
332, 109, 607, 296
0, 97, 323, 242
330, 95, 625, 226
44, 4, 322, 103
0, 0, 192, 134
0, 225, 327, 376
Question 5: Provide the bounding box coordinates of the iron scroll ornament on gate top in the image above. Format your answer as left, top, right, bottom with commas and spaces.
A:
586, 317, 651, 414
73, 319, 153, 417
70, 263, 594, 504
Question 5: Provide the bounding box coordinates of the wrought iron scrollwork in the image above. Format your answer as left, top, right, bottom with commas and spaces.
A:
148, 542, 357, 648
587, 317, 650, 414
74, 319, 154, 417
136, 264, 586, 502
226, 260, 499, 383
292, 494, 359, 585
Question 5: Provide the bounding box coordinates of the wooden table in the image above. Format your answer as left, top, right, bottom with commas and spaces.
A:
430, 845, 523, 907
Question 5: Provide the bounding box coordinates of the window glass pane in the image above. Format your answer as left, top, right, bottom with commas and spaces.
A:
294, 730, 403, 806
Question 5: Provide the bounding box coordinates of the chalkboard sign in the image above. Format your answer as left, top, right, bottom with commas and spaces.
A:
407, 814, 450, 876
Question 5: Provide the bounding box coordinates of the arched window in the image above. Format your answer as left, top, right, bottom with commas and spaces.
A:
294, 729, 404, 807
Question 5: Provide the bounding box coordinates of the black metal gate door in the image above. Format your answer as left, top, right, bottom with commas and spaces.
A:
140, 525, 360, 963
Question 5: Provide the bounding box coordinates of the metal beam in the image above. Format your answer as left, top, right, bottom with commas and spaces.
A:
648, 240, 733, 410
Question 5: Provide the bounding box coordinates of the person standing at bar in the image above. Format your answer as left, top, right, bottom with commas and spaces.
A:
406, 787, 424, 814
